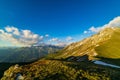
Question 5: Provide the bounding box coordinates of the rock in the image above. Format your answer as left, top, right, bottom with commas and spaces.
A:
16, 73, 24, 80
1, 64, 20, 80
67, 55, 89, 62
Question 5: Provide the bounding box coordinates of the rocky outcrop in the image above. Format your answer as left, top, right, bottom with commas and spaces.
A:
67, 55, 89, 62
1, 64, 24, 80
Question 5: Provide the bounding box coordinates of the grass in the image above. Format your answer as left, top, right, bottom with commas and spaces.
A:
95, 31, 120, 58
0, 60, 38, 79
1, 59, 120, 80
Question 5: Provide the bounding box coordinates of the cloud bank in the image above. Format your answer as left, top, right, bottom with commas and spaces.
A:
84, 16, 120, 33
48, 36, 74, 47
66, 36, 73, 41
2, 16, 119, 47
0, 26, 74, 47
0, 26, 44, 47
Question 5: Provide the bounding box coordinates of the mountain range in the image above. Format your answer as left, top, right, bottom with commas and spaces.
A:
0, 45, 63, 63
1, 27, 120, 80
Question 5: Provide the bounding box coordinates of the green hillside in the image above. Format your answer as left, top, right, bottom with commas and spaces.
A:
44, 27, 120, 66
95, 29, 120, 58
52, 28, 115, 59
49, 27, 120, 60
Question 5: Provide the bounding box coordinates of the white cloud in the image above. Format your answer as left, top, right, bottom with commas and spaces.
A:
83, 31, 88, 34
54, 42, 68, 47
0, 26, 74, 47
49, 38, 59, 42
107, 16, 120, 27
0, 26, 44, 47
66, 36, 73, 41
0, 29, 4, 33
48, 36, 74, 47
88, 26, 105, 33
45, 34, 49, 37
5, 26, 13, 32
86, 16, 120, 33
55, 40, 73, 47
39, 36, 44, 40
5, 26, 20, 35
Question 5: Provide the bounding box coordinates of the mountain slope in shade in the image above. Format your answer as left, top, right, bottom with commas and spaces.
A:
0, 45, 63, 63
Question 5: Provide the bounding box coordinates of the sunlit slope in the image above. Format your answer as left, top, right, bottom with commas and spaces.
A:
95, 29, 120, 58
53, 27, 120, 59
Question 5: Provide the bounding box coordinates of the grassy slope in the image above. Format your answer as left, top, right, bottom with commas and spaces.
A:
1, 59, 120, 80
95, 29, 120, 65
95, 30, 120, 58
53, 28, 115, 59
45, 28, 120, 66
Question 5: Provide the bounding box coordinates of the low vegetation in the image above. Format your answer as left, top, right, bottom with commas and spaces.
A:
1, 59, 120, 80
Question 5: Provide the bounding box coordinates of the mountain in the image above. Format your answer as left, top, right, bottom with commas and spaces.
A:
1, 27, 120, 80
48, 27, 120, 65
0, 45, 63, 63
55, 27, 119, 58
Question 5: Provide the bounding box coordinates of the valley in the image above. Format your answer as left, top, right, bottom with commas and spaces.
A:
1, 27, 120, 80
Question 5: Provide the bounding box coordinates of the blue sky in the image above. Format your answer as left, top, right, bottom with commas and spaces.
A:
0, 0, 120, 47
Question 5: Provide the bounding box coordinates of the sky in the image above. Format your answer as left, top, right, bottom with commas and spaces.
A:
0, 0, 120, 47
